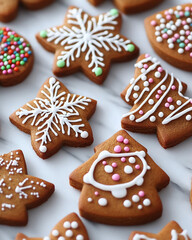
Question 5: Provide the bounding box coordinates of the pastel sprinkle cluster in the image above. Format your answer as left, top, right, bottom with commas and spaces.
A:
0, 27, 32, 75
150, 5, 192, 57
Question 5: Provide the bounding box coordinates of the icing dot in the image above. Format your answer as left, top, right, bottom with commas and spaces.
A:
63, 221, 71, 228
148, 78, 154, 83
141, 75, 147, 81
186, 115, 192, 121
123, 138, 129, 144
144, 81, 149, 87
138, 205, 143, 210
80, 131, 89, 138
43, 237, 50, 240
148, 99, 154, 105
167, 97, 173, 103
58, 237, 65, 240
112, 174, 120, 181
176, 100, 182, 106
121, 157, 126, 162
129, 115, 135, 121
40, 30, 47, 38
124, 165, 133, 174
116, 135, 124, 142
76, 235, 84, 240
158, 112, 164, 118
155, 71, 161, 78
165, 103, 170, 108
132, 195, 140, 202
129, 157, 136, 163
94, 191, 99, 196
143, 199, 151, 206
52, 230, 59, 237
156, 36, 163, 42
88, 197, 93, 202
114, 145, 121, 153
133, 93, 138, 98
71, 221, 78, 229
57, 60, 65, 68
95, 67, 103, 76
49, 77, 56, 85
150, 116, 156, 122
109, 8, 119, 16
102, 161, 107, 165
134, 85, 140, 91
66, 230, 73, 237
135, 165, 140, 170
138, 191, 145, 197
169, 105, 175, 111
39, 146, 47, 153
161, 85, 166, 90
112, 162, 117, 168
98, 198, 108, 206
124, 146, 130, 152
127, 44, 135, 52
123, 200, 132, 208
104, 165, 113, 173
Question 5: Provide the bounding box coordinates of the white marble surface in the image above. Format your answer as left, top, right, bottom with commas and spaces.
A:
0, 0, 192, 239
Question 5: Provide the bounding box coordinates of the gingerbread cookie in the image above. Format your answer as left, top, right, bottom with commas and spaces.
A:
70, 130, 169, 225
145, 3, 192, 71
0, 150, 54, 226
0, 27, 34, 86
15, 213, 89, 240
10, 77, 97, 159
129, 221, 191, 240
36, 6, 139, 85
0, 0, 54, 22
88, 0, 164, 14
121, 54, 192, 148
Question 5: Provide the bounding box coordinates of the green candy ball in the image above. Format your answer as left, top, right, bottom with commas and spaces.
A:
57, 60, 65, 68
127, 44, 135, 52
40, 30, 48, 38
110, 9, 119, 16
95, 67, 103, 77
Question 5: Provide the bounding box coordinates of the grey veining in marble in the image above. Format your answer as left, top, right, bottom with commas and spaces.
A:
0, 0, 192, 239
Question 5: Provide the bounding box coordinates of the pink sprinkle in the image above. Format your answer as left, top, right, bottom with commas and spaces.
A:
112, 174, 120, 181
157, 90, 162, 94
185, 39, 189, 44
149, 78, 154, 83
150, 20, 157, 26
116, 135, 124, 143
145, 54, 150, 58
167, 97, 173, 103
139, 110, 144, 115
11, 54, 15, 59
166, 15, 171, 20
8, 69, 12, 74
138, 191, 145, 197
135, 165, 140, 170
186, 31, 190, 36
114, 145, 121, 153
190, 52, 192, 58
182, 20, 186, 25
121, 157, 126, 162
185, 6, 190, 11
162, 33, 168, 39
16, 47, 20, 51
112, 162, 117, 168
171, 85, 176, 90
179, 11, 184, 17
11, 64, 15, 68
20, 54, 25, 58
102, 161, 107, 165
155, 94, 160, 99
2, 70, 7, 74
165, 103, 170, 108
94, 191, 99, 196
22, 43, 27, 47
157, 67, 163, 73
185, 46, 190, 51
0, 62, 3, 67
174, 33, 179, 39
143, 64, 148, 69
172, 37, 176, 42
123, 138, 129, 144
124, 147, 130, 152
6, 27, 10, 31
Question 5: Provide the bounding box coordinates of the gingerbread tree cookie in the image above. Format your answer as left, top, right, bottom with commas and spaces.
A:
70, 130, 169, 225
0, 27, 34, 86
36, 6, 139, 85
15, 213, 89, 240
88, 0, 163, 14
145, 3, 192, 71
10, 77, 97, 159
0, 150, 54, 226
121, 54, 192, 148
129, 221, 191, 240
0, 0, 54, 22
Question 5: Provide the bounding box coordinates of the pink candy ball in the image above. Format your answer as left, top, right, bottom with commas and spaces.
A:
138, 191, 145, 197
150, 20, 157, 26
121, 157, 126, 162
149, 78, 154, 83
102, 161, 107, 165
171, 85, 176, 90
139, 110, 144, 115
124, 147, 130, 152
95, 191, 99, 196
165, 103, 170, 108
123, 138, 129, 144
114, 145, 121, 153
112, 162, 117, 168
116, 135, 124, 143
112, 174, 120, 181
167, 97, 173, 103
135, 165, 140, 170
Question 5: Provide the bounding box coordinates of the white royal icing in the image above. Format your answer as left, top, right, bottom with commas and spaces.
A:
171, 229, 188, 240
133, 234, 156, 240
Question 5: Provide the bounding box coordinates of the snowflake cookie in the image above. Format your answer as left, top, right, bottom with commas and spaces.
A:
0, 0, 55, 22
0, 150, 54, 226
15, 213, 89, 240
121, 54, 192, 148
129, 221, 191, 240
145, 3, 192, 71
70, 130, 169, 225
36, 6, 139, 85
88, 0, 164, 14
0, 27, 34, 86
10, 77, 97, 159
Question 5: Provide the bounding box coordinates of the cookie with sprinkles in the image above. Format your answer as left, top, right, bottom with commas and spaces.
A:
70, 130, 169, 225
145, 3, 192, 71
0, 27, 34, 86
129, 221, 191, 240
121, 54, 192, 148
36, 6, 139, 85
15, 213, 89, 240
0, 150, 54, 226
9, 76, 97, 159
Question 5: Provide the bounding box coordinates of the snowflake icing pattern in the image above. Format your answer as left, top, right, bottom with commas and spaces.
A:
16, 77, 91, 153
45, 8, 131, 72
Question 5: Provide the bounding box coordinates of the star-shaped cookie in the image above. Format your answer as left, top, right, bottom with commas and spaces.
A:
15, 213, 89, 240
36, 6, 139, 85
121, 54, 192, 148
129, 221, 191, 240
70, 130, 169, 225
10, 77, 97, 159
0, 150, 54, 226
88, 0, 164, 14
0, 0, 55, 22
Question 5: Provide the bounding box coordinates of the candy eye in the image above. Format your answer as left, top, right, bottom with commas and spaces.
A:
104, 165, 113, 173
124, 165, 133, 174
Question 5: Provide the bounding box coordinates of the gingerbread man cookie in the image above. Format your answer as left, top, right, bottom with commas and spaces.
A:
0, 0, 55, 22
0, 150, 54, 226
0, 27, 34, 86
10, 77, 97, 159
145, 3, 192, 71
129, 221, 191, 240
121, 54, 192, 148
88, 0, 164, 14
15, 213, 89, 240
36, 6, 139, 85
70, 130, 169, 225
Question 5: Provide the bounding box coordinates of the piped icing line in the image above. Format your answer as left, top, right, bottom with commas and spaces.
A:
83, 150, 150, 198
171, 229, 188, 240
133, 234, 156, 240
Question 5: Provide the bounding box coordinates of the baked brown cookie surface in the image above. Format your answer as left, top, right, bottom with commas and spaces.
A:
121, 54, 192, 148
145, 3, 192, 71
0, 150, 54, 226
10, 77, 97, 159
15, 213, 89, 240
129, 221, 191, 240
0, 27, 34, 86
70, 130, 169, 225
36, 6, 139, 85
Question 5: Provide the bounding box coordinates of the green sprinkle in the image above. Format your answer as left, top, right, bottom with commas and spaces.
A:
20, 61, 25, 65
1, 66, 5, 70
6, 65, 11, 69
0, 30, 3, 34
16, 57, 20, 61
179, 42, 185, 48
95, 67, 103, 77
127, 44, 135, 52
19, 45, 23, 49
12, 59, 16, 63
177, 39, 181, 43
20, 50, 25, 54
110, 9, 119, 16
40, 30, 48, 38
185, 11, 190, 17
56, 60, 65, 68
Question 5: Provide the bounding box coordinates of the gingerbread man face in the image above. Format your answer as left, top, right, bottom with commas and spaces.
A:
121, 54, 192, 148
70, 130, 169, 225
